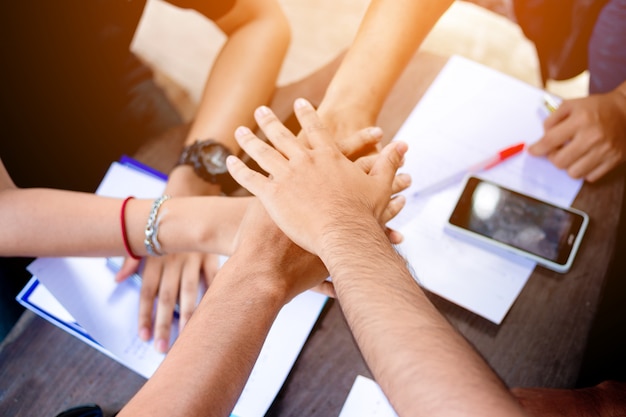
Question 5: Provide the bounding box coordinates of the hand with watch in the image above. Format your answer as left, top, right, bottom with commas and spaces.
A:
177, 139, 241, 195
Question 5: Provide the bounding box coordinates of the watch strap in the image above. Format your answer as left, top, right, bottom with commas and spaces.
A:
178, 139, 240, 194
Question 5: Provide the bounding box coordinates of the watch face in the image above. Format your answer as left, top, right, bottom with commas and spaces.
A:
198, 143, 230, 175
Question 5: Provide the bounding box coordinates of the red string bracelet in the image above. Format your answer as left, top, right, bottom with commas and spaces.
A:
120, 196, 141, 260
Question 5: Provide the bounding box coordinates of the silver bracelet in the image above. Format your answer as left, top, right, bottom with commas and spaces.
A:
144, 195, 171, 256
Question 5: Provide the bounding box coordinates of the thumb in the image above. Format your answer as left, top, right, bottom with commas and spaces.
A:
115, 257, 141, 283
370, 141, 408, 180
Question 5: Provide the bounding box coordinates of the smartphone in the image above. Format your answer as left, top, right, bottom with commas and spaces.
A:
446, 176, 589, 273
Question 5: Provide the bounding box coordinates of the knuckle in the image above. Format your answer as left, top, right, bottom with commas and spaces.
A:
140, 282, 158, 298
567, 166, 583, 179
155, 323, 170, 337
158, 289, 177, 306
138, 316, 152, 328
261, 115, 284, 131
304, 121, 328, 135
180, 310, 194, 323
549, 154, 565, 169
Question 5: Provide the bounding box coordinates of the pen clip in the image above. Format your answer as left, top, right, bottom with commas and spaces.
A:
543, 94, 560, 114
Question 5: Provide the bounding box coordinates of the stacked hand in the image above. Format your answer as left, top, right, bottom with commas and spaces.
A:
114, 99, 410, 351
227, 98, 409, 261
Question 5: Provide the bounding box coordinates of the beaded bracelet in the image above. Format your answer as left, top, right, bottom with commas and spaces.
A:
120, 196, 141, 260
144, 195, 171, 257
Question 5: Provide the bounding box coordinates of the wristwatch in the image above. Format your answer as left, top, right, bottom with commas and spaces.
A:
177, 139, 240, 194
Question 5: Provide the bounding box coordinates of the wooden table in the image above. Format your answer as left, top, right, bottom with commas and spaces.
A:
1, 52, 624, 416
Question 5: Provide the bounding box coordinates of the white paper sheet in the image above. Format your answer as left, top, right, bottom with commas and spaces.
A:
389, 55, 583, 324
338, 376, 397, 417
25, 161, 328, 417
17, 277, 114, 359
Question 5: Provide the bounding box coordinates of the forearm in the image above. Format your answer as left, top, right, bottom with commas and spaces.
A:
166, 7, 289, 197
317, 0, 453, 133
185, 8, 290, 151
512, 381, 626, 416
0, 188, 249, 257
322, 219, 527, 417
0, 189, 127, 256
117, 246, 288, 417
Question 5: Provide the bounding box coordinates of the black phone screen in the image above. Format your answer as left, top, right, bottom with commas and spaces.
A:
449, 177, 586, 264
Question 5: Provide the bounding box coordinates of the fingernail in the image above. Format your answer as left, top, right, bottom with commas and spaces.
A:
392, 230, 404, 244
294, 98, 310, 109
255, 106, 271, 117
395, 141, 409, 156
235, 126, 251, 137
399, 174, 411, 187
368, 127, 383, 139
226, 155, 238, 166
139, 327, 150, 341
156, 338, 168, 353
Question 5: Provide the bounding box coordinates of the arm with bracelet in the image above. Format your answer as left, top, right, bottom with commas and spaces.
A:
0, 158, 249, 260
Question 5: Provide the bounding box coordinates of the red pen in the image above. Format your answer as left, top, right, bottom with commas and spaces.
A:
476, 142, 526, 170
414, 142, 526, 196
